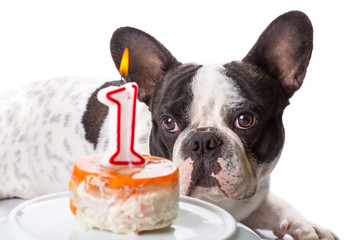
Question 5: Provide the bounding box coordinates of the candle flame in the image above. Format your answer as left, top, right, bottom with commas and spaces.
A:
119, 48, 129, 78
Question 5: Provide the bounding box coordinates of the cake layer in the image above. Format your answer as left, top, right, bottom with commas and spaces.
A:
72, 181, 178, 234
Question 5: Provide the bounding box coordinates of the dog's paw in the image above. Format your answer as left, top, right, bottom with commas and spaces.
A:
272, 218, 339, 240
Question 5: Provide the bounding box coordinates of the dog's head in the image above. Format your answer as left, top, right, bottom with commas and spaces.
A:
110, 11, 313, 201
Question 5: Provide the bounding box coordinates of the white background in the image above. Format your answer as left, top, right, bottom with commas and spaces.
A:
1, 0, 359, 239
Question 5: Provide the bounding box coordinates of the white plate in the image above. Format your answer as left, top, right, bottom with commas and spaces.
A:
9, 192, 260, 240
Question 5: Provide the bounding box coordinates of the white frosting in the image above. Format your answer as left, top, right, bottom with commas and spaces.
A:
72, 181, 179, 234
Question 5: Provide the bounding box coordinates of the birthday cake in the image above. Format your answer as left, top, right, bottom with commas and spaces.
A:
69, 48, 179, 234
69, 154, 179, 234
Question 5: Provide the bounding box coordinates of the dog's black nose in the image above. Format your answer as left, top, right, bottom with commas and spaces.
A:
189, 131, 223, 154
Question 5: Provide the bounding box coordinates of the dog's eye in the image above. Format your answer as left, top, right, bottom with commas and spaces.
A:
235, 113, 255, 129
161, 117, 180, 133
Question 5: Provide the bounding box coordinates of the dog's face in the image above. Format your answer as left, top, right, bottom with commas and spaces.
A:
110, 11, 313, 202
154, 64, 289, 201
144, 63, 289, 201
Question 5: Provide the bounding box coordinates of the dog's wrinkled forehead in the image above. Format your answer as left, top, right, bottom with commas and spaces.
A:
190, 65, 242, 128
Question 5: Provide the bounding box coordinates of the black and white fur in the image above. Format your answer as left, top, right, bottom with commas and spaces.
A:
0, 11, 338, 239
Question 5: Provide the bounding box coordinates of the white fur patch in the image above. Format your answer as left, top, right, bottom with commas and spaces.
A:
0, 76, 151, 199
189, 65, 243, 128
0, 77, 107, 198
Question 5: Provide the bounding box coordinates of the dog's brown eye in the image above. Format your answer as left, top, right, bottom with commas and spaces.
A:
161, 117, 180, 133
235, 113, 255, 129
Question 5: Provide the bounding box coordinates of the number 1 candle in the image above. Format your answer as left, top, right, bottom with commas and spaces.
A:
97, 48, 145, 168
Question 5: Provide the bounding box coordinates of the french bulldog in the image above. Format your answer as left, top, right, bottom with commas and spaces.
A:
0, 11, 338, 239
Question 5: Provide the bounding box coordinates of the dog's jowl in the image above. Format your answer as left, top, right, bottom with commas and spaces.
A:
0, 11, 338, 239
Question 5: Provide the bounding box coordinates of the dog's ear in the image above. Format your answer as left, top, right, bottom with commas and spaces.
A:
243, 11, 313, 98
110, 27, 180, 105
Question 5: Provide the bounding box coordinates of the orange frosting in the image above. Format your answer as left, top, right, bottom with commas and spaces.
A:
69, 154, 179, 215
71, 154, 178, 188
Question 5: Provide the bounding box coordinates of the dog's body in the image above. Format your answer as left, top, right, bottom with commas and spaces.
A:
0, 11, 338, 239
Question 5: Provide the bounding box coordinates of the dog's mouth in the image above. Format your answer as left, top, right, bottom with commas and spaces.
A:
185, 174, 257, 201
178, 156, 258, 201
185, 173, 228, 198
182, 153, 229, 198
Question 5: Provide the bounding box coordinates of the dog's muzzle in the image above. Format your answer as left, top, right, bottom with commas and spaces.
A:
175, 126, 258, 201
181, 128, 226, 196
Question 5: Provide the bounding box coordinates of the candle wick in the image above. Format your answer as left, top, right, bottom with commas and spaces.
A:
119, 76, 127, 86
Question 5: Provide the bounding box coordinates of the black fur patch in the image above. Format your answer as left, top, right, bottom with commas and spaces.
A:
149, 64, 202, 158
223, 62, 287, 164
